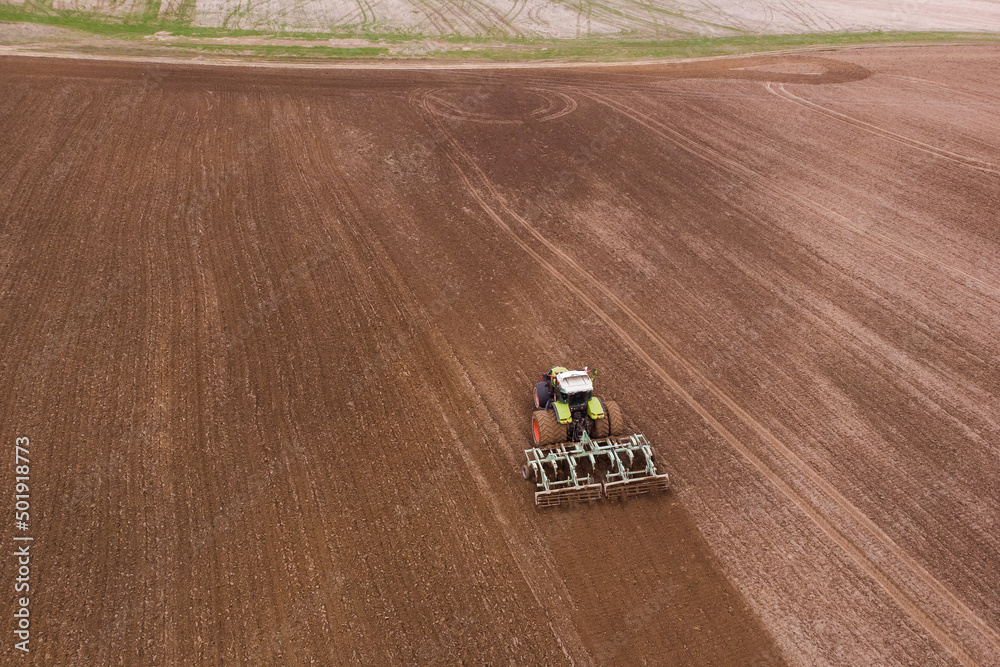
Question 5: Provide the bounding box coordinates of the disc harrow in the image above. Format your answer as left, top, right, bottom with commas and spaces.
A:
523, 432, 669, 507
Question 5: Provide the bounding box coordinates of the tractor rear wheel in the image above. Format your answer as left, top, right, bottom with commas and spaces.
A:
532, 410, 564, 447
604, 400, 625, 436
590, 398, 611, 438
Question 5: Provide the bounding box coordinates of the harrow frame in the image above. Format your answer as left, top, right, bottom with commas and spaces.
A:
523, 432, 669, 507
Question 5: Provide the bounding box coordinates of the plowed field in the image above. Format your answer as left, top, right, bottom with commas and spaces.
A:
1, 45, 998, 665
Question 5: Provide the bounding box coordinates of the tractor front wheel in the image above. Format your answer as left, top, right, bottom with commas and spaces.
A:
532, 409, 564, 447
534, 382, 551, 409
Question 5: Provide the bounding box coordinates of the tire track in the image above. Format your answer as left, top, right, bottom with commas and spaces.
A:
583, 88, 1000, 300
353, 0, 369, 25
407, 0, 456, 35
885, 74, 1000, 105
696, 0, 752, 32
296, 105, 594, 665
798, 0, 842, 31
777, 0, 816, 31
528, 88, 578, 121
276, 122, 492, 662
467, 0, 522, 37
422, 86, 577, 124
504, 0, 530, 29
416, 89, 1000, 667
435, 0, 493, 35
767, 81, 1000, 176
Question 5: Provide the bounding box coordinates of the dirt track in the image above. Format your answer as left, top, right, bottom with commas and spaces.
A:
1, 45, 998, 665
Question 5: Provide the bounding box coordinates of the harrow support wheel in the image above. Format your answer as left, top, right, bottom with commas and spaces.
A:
532, 409, 564, 447
604, 400, 625, 436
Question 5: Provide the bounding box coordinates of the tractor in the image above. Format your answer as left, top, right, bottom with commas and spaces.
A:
531, 366, 624, 447
523, 365, 669, 506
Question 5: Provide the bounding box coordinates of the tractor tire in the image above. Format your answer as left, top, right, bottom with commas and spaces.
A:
604, 400, 625, 436
532, 410, 564, 447
534, 382, 551, 409
590, 397, 611, 438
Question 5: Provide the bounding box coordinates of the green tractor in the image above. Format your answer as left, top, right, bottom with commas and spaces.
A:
523, 365, 669, 506
531, 366, 625, 447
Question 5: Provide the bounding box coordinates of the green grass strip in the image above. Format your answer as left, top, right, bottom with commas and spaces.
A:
0, 3, 996, 63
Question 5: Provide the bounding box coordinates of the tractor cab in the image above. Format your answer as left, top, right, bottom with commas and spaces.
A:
536, 367, 605, 426
555, 370, 593, 408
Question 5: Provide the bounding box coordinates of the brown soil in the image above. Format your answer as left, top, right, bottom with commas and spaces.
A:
0, 45, 998, 666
